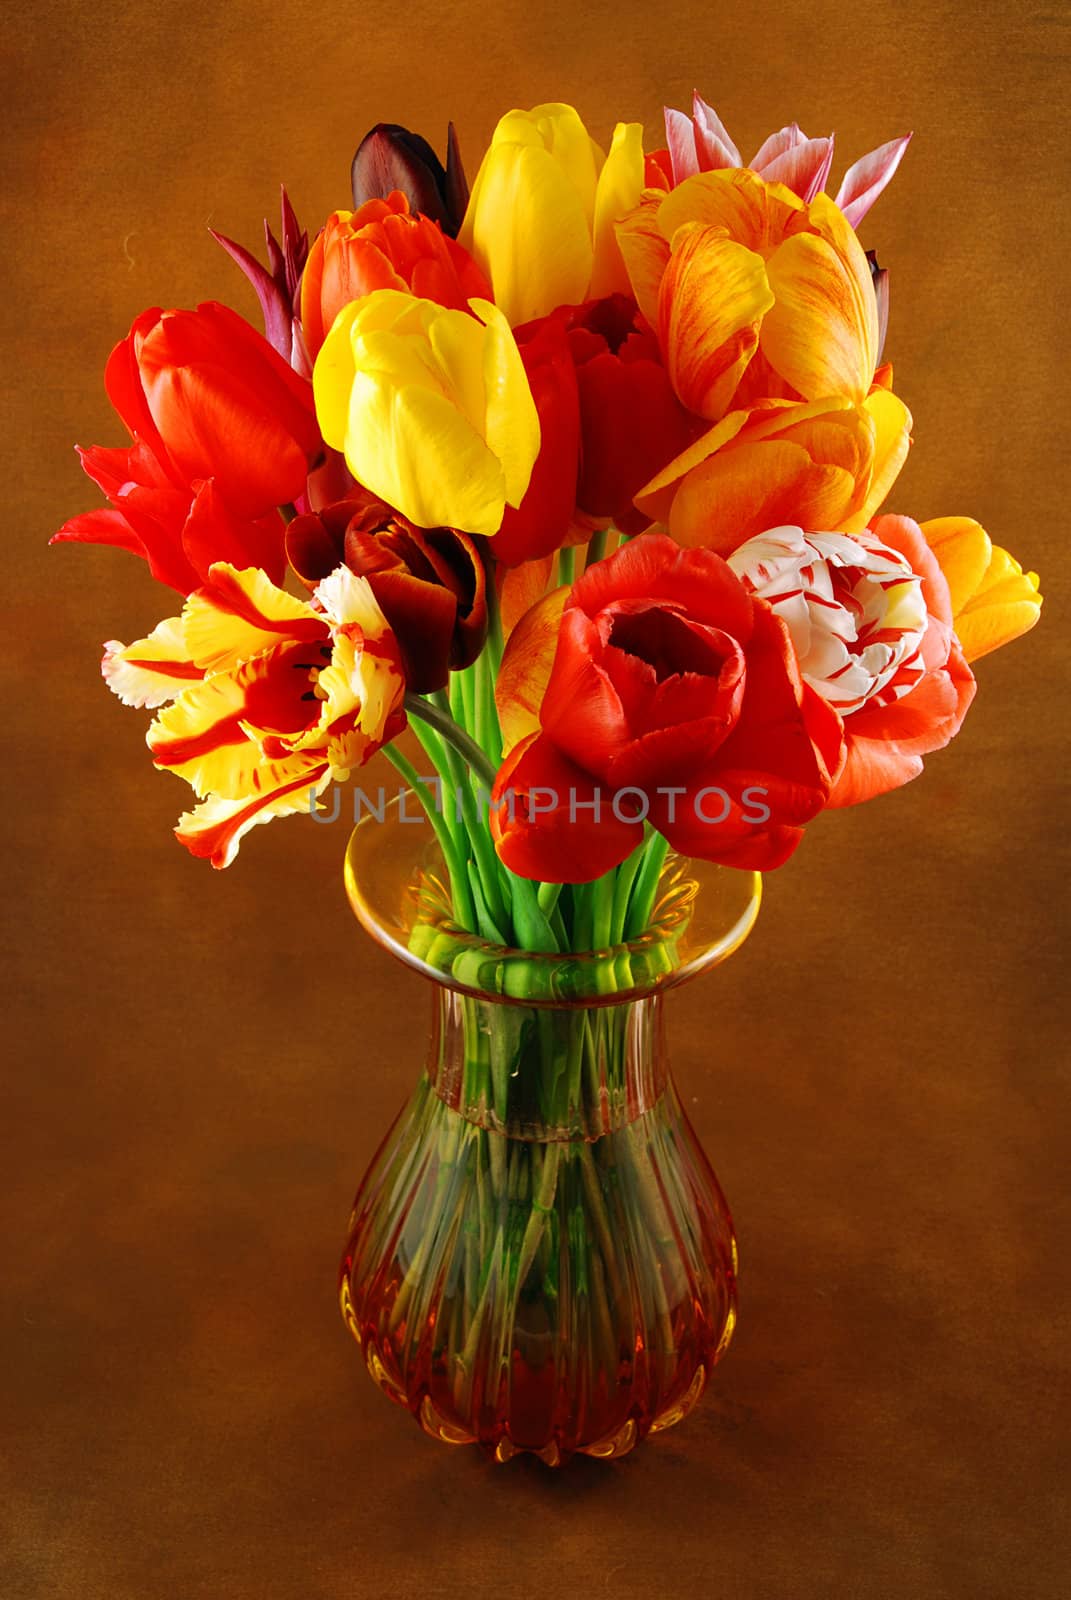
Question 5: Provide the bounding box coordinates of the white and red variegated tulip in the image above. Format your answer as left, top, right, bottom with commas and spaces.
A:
727, 525, 929, 715
728, 519, 976, 805
662, 93, 911, 226
102, 563, 406, 867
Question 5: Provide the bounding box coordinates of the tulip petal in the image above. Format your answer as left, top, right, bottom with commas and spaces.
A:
591, 122, 646, 300
668, 438, 860, 555
101, 616, 202, 708
918, 516, 993, 616
175, 765, 331, 869
141, 362, 313, 518
182, 563, 326, 673
180, 482, 288, 588
762, 228, 876, 402
499, 556, 556, 637
749, 122, 806, 170
460, 140, 593, 326
664, 108, 701, 185
845, 386, 912, 528
657, 168, 804, 254
495, 585, 569, 753
757, 135, 835, 203
921, 517, 1043, 662
469, 299, 542, 512
349, 370, 507, 536
691, 93, 742, 168
658, 223, 773, 419
149, 656, 318, 799
633, 408, 752, 523
490, 732, 643, 884
834, 134, 912, 229
615, 192, 673, 329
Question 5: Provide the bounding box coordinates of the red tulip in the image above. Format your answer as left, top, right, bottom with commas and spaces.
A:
490, 532, 843, 880
53, 303, 323, 593
562, 295, 702, 533
490, 731, 645, 884
491, 314, 581, 567
126, 303, 322, 516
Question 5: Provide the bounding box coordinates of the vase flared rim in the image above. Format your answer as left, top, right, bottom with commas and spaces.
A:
344, 792, 761, 1009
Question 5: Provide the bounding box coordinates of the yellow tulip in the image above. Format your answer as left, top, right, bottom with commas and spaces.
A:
458, 104, 645, 325
312, 289, 540, 537
921, 517, 1043, 661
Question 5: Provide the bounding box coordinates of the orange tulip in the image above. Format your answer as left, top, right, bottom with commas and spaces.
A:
617, 167, 881, 423
634, 387, 912, 557
921, 517, 1043, 662
300, 192, 490, 358
494, 583, 568, 754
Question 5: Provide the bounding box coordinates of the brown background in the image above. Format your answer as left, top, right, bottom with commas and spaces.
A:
3, 1, 1069, 1595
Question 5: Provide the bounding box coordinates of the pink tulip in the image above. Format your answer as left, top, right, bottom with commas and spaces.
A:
663, 92, 911, 226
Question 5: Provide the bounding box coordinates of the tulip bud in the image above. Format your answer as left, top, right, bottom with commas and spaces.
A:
351, 122, 470, 237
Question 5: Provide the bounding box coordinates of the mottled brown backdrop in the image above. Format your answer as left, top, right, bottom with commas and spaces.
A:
3, 1, 1068, 1596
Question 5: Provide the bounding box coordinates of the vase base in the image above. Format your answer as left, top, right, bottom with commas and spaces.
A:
344, 1278, 729, 1465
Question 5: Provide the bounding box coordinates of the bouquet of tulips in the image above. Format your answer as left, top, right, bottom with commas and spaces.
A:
57, 98, 1047, 1462
57, 97, 1042, 958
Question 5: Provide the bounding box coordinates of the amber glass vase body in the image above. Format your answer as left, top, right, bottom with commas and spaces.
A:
340, 809, 760, 1465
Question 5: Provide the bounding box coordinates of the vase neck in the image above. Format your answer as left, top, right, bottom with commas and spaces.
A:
426, 987, 669, 1141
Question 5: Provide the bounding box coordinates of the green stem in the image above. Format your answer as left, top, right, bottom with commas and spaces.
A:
584, 526, 609, 571
381, 743, 476, 930
557, 546, 575, 587
405, 692, 497, 789
625, 833, 670, 940
610, 837, 647, 945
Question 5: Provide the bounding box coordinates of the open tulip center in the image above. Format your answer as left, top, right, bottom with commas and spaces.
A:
608, 605, 727, 682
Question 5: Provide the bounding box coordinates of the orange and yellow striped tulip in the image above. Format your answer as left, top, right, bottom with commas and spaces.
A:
617, 166, 882, 423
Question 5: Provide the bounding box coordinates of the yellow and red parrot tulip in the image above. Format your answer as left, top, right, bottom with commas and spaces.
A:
102, 563, 406, 866
458, 104, 645, 326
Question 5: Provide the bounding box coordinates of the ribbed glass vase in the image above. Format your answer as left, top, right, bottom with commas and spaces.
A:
340, 802, 761, 1465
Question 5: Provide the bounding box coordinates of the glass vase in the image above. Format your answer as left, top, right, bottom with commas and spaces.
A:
340, 801, 761, 1465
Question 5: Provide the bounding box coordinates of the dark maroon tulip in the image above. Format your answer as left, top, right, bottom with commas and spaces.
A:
286, 490, 487, 692
351, 122, 469, 237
